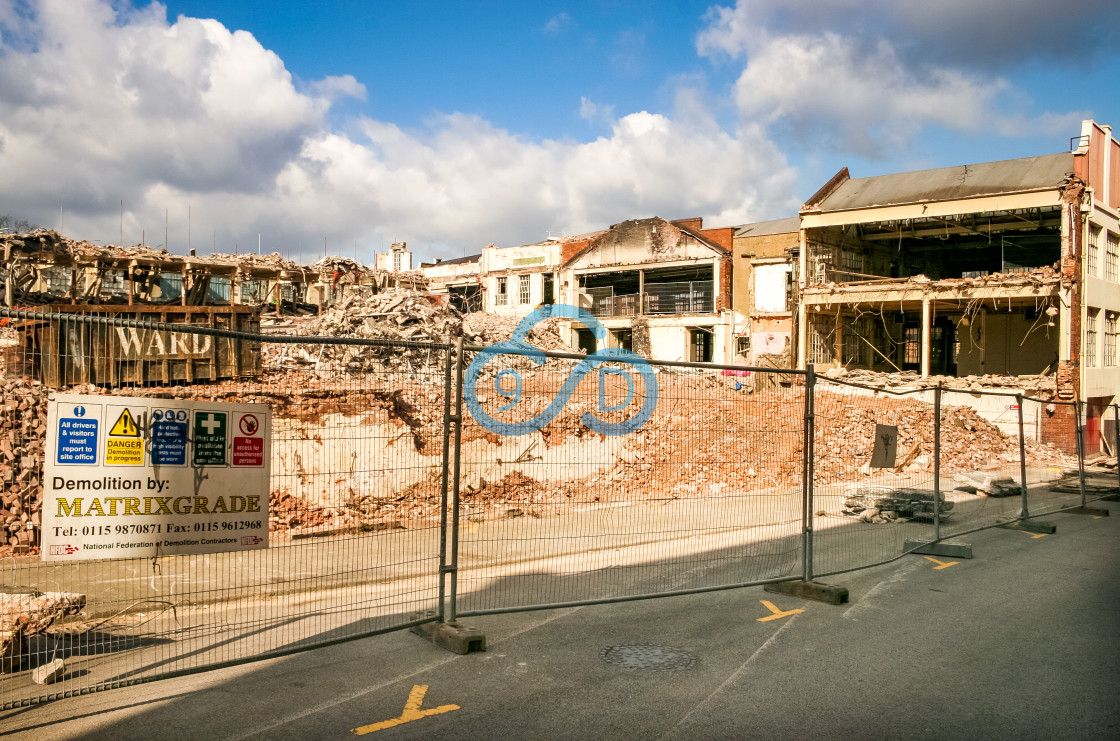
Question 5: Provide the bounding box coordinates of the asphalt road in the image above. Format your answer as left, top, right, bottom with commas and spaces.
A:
3, 499, 1117, 740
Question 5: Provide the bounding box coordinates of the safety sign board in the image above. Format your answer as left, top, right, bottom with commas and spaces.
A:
56, 404, 99, 464
105, 405, 144, 466
150, 409, 188, 466
43, 394, 271, 562
233, 412, 264, 467
193, 411, 227, 466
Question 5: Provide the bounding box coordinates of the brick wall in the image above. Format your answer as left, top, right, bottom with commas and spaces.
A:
717, 255, 733, 311
1039, 402, 1078, 454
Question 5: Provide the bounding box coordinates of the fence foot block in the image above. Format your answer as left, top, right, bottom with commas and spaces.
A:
764, 580, 849, 605
998, 520, 1057, 534
411, 620, 487, 655
905, 540, 973, 559
1065, 506, 1109, 517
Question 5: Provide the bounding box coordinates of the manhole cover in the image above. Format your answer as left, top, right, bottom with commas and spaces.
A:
600, 644, 695, 671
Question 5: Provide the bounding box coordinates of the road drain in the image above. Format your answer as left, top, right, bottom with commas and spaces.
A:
600, 644, 695, 671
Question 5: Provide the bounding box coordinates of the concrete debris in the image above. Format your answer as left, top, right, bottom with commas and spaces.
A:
263, 289, 570, 374
31, 657, 66, 684
816, 265, 1064, 291
0, 378, 48, 557
0, 591, 86, 670
820, 367, 1057, 396
842, 485, 953, 523
955, 472, 1020, 497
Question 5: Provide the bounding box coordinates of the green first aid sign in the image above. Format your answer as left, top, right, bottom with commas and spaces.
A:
193, 411, 228, 466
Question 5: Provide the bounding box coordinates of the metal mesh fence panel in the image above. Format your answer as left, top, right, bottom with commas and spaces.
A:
1018, 396, 1088, 518
0, 310, 449, 709
452, 347, 806, 615
809, 378, 937, 576
934, 388, 1031, 538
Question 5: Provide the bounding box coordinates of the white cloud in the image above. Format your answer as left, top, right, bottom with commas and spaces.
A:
306, 74, 366, 102
578, 96, 615, 125
543, 12, 573, 36
697, 0, 1090, 158
0, 0, 799, 259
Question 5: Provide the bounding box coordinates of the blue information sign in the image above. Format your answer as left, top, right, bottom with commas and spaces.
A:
57, 415, 99, 464
150, 409, 188, 466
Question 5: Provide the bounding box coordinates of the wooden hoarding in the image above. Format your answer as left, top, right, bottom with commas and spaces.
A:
19, 305, 261, 387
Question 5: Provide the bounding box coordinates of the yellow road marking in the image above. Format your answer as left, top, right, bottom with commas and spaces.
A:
1030, 532, 1048, 538
352, 685, 459, 735
923, 556, 958, 570
757, 599, 803, 622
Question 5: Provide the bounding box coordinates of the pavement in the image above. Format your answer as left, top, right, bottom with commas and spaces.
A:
2, 497, 1117, 740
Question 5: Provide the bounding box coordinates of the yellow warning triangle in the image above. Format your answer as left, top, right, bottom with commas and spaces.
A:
109, 408, 140, 437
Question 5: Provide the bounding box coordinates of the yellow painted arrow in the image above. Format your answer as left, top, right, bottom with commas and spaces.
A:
757, 599, 803, 622
1028, 532, 1048, 539
923, 556, 958, 570
353, 685, 459, 735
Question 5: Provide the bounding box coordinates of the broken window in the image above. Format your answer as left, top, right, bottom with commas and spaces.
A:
100, 269, 129, 302
519, 274, 531, 305
903, 327, 920, 365
206, 277, 232, 304
1086, 308, 1099, 367
842, 316, 871, 367
543, 273, 554, 304
808, 314, 833, 365
239, 280, 265, 303
157, 273, 183, 303
496, 277, 508, 306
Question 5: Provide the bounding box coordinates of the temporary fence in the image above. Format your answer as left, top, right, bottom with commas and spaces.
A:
0, 308, 1116, 712
0, 310, 453, 710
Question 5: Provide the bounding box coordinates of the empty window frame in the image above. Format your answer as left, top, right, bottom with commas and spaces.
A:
496, 276, 508, 306
1085, 308, 1099, 367
519, 274, 531, 305
904, 326, 921, 365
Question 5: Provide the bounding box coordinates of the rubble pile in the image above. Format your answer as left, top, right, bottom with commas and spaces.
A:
0, 591, 86, 670
841, 485, 953, 523
820, 367, 1057, 396
269, 490, 352, 534
811, 393, 1063, 482
0, 379, 48, 556
262, 290, 570, 374
1, 229, 173, 262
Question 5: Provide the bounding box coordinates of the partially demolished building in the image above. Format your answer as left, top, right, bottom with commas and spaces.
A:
796, 119, 1120, 453
560, 217, 735, 361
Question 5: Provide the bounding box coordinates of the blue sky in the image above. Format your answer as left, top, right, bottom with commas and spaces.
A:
1, 0, 1118, 262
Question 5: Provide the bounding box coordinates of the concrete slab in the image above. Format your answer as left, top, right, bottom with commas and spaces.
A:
904, 539, 974, 558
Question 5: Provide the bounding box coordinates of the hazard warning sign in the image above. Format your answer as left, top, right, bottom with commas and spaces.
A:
106, 406, 144, 465
110, 408, 140, 437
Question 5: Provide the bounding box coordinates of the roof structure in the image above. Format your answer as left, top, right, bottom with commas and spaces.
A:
807, 153, 1075, 213
734, 216, 800, 238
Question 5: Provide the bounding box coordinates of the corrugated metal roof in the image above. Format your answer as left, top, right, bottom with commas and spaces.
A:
814, 152, 1074, 212
733, 216, 800, 238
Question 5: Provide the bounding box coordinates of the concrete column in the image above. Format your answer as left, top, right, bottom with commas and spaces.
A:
638, 269, 645, 314
833, 309, 843, 367
921, 298, 932, 377
797, 229, 808, 369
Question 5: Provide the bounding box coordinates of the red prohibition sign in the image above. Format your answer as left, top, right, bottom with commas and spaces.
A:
239, 414, 260, 436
